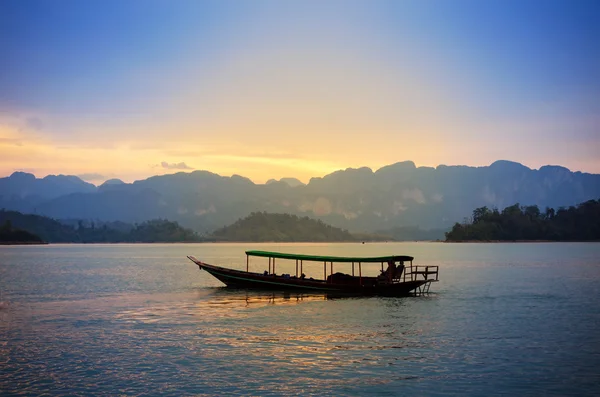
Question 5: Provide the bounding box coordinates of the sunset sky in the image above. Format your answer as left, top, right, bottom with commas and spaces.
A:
1, 0, 598, 184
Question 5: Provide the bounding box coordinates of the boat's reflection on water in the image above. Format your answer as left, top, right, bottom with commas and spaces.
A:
198, 287, 363, 307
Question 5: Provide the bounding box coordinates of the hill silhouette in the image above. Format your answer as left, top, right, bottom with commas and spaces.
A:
210, 212, 356, 242
0, 219, 44, 244
445, 199, 600, 241
1, 160, 599, 235
0, 210, 203, 243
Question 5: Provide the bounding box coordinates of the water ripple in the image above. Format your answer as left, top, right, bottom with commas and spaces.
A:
2, 243, 600, 395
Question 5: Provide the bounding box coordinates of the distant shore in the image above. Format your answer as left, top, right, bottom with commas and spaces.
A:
3, 240, 598, 246
0, 240, 397, 245
444, 240, 600, 243
0, 241, 49, 245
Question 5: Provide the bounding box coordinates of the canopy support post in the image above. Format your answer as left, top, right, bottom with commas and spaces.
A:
268, 257, 271, 274
359, 262, 362, 286
246, 255, 249, 272
352, 262, 354, 276
330, 262, 333, 277
273, 258, 276, 275
296, 259, 298, 277
324, 261, 326, 281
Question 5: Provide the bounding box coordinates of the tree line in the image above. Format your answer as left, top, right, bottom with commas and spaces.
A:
0, 219, 44, 244
445, 199, 600, 241
0, 210, 204, 243
211, 212, 357, 242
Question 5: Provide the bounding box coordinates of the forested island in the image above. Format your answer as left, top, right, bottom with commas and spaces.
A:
0, 210, 361, 243
0, 220, 45, 244
445, 199, 600, 242
211, 212, 357, 242
0, 210, 203, 243
7, 199, 598, 245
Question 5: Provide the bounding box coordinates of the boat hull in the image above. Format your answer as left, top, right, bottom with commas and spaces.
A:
188, 257, 432, 297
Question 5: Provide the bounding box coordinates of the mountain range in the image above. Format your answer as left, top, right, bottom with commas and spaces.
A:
1, 160, 599, 233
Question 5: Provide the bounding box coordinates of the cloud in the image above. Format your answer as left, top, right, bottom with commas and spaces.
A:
77, 173, 105, 181
392, 201, 407, 214
161, 161, 194, 170
25, 117, 45, 131
402, 188, 426, 204
1, 2, 597, 182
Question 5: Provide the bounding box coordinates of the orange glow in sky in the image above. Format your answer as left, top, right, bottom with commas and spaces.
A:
2, 2, 598, 184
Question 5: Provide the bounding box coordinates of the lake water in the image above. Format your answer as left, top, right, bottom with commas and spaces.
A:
1, 242, 599, 396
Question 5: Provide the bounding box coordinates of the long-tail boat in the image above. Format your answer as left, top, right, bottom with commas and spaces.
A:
187, 250, 439, 296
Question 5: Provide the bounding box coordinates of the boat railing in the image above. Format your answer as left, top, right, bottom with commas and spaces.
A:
243, 251, 438, 288
403, 264, 439, 282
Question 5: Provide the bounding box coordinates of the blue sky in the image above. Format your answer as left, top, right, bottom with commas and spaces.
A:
1, 0, 598, 183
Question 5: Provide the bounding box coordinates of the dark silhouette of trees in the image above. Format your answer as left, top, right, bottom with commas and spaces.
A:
445, 199, 600, 241
0, 210, 203, 243
210, 212, 356, 242
0, 218, 44, 244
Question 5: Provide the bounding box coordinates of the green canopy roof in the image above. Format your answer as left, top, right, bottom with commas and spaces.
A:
245, 250, 413, 263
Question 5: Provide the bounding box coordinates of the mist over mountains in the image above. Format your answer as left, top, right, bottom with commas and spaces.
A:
2, 160, 599, 234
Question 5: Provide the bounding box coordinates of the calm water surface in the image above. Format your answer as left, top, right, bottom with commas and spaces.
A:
1, 242, 599, 396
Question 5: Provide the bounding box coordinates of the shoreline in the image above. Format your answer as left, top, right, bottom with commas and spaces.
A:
2, 240, 598, 245
444, 239, 600, 243
0, 241, 49, 245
